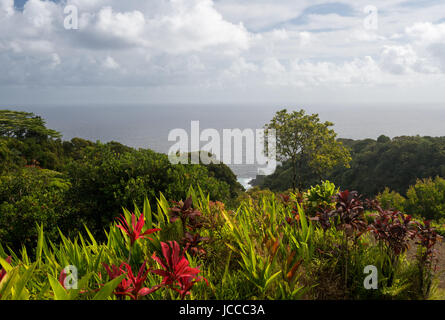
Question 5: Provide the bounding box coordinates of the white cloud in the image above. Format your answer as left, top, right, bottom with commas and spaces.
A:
259, 56, 383, 87
23, 0, 58, 29
1, 0, 445, 105
405, 22, 445, 45
103, 56, 119, 70
95, 7, 146, 41
144, 0, 251, 54
380, 45, 420, 74
0, 0, 14, 17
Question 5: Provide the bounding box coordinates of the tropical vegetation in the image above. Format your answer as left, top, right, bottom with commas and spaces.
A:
1, 109, 445, 300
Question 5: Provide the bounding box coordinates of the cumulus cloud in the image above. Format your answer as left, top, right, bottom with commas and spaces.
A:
403, 22, 445, 71
380, 45, 422, 74
0, 0, 14, 17
405, 22, 445, 45
1, 0, 445, 104
0, 0, 252, 87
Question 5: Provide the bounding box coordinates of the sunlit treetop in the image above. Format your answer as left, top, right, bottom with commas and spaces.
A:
0, 110, 61, 140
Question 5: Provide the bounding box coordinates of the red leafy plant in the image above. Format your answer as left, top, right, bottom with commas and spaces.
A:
102, 261, 160, 300
368, 204, 418, 255
0, 256, 12, 283
169, 197, 203, 234
151, 241, 208, 299
116, 212, 160, 262
289, 192, 305, 213
367, 201, 419, 287
416, 220, 442, 264
181, 232, 209, 258
415, 220, 443, 298
279, 194, 291, 206
283, 195, 303, 226
310, 210, 332, 232
116, 212, 161, 246
311, 190, 367, 235
284, 214, 300, 226
333, 190, 367, 236
58, 269, 91, 294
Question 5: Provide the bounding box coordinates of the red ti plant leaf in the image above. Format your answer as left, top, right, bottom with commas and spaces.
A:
332, 190, 367, 235
367, 200, 418, 255
102, 261, 160, 300
0, 256, 12, 283
415, 220, 443, 266
181, 232, 209, 257
121, 261, 161, 299
169, 197, 203, 232
151, 241, 208, 299
174, 274, 208, 300
102, 262, 134, 299
116, 212, 161, 246
59, 269, 68, 288
58, 268, 89, 294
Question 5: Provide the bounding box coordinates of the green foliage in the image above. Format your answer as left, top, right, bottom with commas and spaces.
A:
0, 189, 442, 300
304, 180, 338, 215
405, 177, 445, 220
65, 143, 231, 238
0, 110, 61, 140
376, 187, 406, 212
0, 110, 239, 247
204, 162, 245, 198
0, 167, 71, 249
254, 135, 445, 198
264, 109, 351, 190
0, 109, 443, 300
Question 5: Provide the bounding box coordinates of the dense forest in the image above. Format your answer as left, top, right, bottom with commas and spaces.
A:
251, 135, 445, 197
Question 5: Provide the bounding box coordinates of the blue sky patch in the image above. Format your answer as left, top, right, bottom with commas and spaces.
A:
399, 0, 443, 8
14, 0, 61, 11
302, 2, 355, 16
14, 0, 28, 10
263, 2, 355, 32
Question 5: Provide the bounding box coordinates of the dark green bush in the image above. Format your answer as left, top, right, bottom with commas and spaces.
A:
0, 167, 71, 249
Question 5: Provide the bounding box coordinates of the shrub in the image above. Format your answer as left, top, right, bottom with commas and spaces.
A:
0, 167, 71, 250
405, 177, 445, 220
376, 187, 406, 212
304, 180, 338, 215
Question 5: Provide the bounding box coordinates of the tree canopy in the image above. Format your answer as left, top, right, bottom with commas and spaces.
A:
0, 110, 61, 140
253, 135, 445, 197
264, 109, 351, 190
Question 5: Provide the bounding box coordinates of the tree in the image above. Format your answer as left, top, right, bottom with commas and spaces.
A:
264, 109, 351, 190
0, 110, 61, 140
377, 135, 391, 143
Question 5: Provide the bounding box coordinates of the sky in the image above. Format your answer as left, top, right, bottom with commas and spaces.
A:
1, 0, 445, 106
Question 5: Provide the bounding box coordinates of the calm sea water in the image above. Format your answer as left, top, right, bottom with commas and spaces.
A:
8, 103, 445, 189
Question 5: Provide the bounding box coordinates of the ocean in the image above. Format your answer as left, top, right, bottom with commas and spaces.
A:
8, 103, 445, 189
